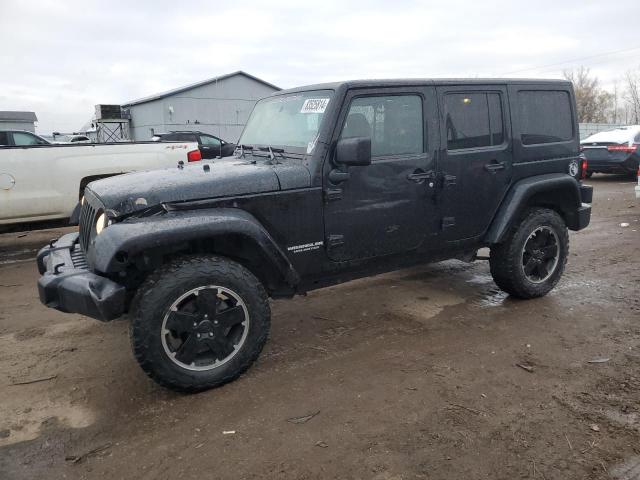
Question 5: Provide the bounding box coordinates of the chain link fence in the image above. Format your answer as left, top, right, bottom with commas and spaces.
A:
578, 123, 627, 140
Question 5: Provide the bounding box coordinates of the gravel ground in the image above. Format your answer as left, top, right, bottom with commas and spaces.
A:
0, 174, 638, 480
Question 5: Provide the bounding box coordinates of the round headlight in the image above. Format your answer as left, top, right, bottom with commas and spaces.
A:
96, 212, 107, 235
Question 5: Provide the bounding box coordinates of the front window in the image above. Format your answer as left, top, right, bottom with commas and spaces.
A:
340, 94, 424, 157
200, 135, 221, 146
239, 90, 333, 152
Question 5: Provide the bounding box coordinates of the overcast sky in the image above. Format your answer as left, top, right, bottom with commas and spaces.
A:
1, 0, 639, 134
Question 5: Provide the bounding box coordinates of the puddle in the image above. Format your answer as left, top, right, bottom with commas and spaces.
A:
475, 288, 509, 309
465, 273, 494, 285
397, 288, 466, 323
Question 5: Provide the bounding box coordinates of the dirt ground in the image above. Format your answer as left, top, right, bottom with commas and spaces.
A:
0, 175, 638, 480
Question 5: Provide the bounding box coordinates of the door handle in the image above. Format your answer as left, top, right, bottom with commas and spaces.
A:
407, 169, 435, 183
484, 161, 506, 174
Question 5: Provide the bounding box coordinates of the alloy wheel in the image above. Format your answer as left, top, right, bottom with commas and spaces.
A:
161, 286, 249, 371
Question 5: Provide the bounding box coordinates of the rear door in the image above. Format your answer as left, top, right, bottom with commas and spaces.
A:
436, 85, 512, 240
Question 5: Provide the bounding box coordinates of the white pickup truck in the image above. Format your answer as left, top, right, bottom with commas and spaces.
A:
0, 130, 201, 229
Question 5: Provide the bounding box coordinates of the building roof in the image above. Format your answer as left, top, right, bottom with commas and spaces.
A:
0, 111, 37, 122
122, 71, 280, 107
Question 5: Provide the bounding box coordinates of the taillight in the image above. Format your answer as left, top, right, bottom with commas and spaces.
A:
581, 157, 588, 180
187, 149, 202, 162
607, 144, 637, 154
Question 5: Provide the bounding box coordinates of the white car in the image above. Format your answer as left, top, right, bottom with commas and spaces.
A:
580, 125, 640, 178
0, 131, 202, 228
53, 134, 92, 144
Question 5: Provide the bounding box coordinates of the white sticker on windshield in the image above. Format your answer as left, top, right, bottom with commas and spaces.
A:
300, 98, 330, 114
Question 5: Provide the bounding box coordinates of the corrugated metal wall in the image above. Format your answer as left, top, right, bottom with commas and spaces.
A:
0, 121, 35, 133
127, 75, 278, 142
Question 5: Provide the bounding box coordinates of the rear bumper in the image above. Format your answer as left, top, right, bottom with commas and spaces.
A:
566, 184, 592, 231
587, 156, 639, 174
575, 205, 592, 230
37, 232, 126, 322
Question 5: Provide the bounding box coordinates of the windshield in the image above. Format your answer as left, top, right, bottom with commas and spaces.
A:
239, 90, 333, 153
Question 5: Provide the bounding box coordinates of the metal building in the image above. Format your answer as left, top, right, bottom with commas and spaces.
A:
122, 71, 280, 142
0, 111, 37, 132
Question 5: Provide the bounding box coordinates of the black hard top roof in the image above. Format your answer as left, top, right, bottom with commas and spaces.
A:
275, 78, 571, 95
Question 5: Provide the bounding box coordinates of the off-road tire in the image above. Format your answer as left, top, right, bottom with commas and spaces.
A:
129, 255, 270, 393
489, 208, 569, 299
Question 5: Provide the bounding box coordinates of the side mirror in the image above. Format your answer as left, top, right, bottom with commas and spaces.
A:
335, 137, 372, 166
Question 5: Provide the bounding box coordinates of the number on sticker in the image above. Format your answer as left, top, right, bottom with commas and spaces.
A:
301, 98, 330, 114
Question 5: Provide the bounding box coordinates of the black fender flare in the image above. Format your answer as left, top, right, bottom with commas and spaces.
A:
484, 173, 583, 244
89, 208, 300, 287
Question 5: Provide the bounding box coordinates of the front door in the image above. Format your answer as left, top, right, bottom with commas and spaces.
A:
436, 85, 512, 240
323, 87, 438, 262
198, 134, 222, 159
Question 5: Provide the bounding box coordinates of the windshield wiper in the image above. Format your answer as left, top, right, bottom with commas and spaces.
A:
235, 144, 254, 158
258, 146, 285, 163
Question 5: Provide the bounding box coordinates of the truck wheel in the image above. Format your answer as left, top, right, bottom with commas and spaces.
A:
489, 208, 568, 299
129, 255, 270, 393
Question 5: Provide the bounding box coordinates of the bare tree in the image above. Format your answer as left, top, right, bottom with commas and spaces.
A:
563, 67, 615, 123
624, 70, 640, 124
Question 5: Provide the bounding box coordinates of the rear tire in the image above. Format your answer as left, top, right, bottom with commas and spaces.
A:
129, 255, 270, 393
489, 208, 568, 299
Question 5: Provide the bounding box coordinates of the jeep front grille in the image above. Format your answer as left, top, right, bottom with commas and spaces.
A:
79, 199, 98, 251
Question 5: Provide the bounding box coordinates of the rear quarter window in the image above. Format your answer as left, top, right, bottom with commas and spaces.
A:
518, 90, 573, 145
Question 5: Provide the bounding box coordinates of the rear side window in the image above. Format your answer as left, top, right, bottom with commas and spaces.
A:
518, 91, 573, 145
178, 133, 198, 142
341, 95, 423, 157
445, 92, 504, 150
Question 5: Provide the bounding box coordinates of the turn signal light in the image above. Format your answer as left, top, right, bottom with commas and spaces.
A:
187, 149, 202, 162
581, 158, 588, 180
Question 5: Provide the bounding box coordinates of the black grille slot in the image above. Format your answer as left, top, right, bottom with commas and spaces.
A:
79, 201, 97, 251
71, 244, 89, 270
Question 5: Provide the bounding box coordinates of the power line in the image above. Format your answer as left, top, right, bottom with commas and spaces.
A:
501, 46, 640, 75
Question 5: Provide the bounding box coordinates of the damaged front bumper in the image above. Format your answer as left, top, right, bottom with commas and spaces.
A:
37, 232, 126, 321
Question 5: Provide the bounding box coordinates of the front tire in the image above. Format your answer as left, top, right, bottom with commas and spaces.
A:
129, 255, 270, 393
489, 208, 568, 299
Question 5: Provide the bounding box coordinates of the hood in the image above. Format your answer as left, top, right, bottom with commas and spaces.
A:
87, 157, 310, 216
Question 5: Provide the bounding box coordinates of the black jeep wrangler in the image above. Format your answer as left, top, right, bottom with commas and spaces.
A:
37, 79, 592, 392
